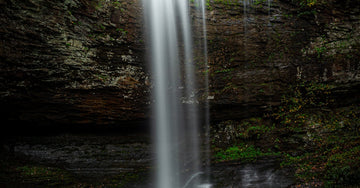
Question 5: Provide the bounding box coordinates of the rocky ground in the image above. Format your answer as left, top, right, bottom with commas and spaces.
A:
0, 132, 295, 188
0, 130, 152, 187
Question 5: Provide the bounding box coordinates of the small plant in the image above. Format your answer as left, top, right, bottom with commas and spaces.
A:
254, 0, 266, 5
116, 28, 128, 36
113, 1, 121, 9
299, 0, 317, 7
314, 46, 326, 58
99, 24, 105, 30
214, 68, 234, 73
270, 81, 334, 129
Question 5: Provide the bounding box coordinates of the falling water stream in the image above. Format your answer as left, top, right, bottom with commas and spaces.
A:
196, 0, 211, 185
143, 0, 208, 187
143, 0, 278, 187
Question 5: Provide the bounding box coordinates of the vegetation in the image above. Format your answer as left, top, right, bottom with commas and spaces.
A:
279, 104, 360, 186
15, 165, 74, 186
270, 81, 335, 130
270, 81, 359, 186
297, 0, 317, 7
116, 28, 128, 36
211, 118, 275, 148
0, 156, 75, 187
212, 80, 360, 186
0, 154, 148, 187
214, 143, 280, 162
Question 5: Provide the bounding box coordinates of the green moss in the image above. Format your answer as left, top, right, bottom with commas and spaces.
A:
215, 144, 280, 162
116, 28, 128, 36
112, 1, 121, 9
214, 68, 234, 74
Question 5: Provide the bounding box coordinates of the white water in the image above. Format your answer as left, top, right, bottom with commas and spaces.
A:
143, 0, 208, 187
143, 0, 275, 187
195, 0, 211, 184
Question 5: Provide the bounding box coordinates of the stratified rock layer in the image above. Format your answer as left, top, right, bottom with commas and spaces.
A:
199, 0, 360, 119
0, 0, 149, 127
0, 0, 359, 127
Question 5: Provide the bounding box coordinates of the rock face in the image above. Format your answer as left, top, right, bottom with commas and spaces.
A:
0, 0, 149, 128
0, 0, 359, 128
201, 0, 360, 120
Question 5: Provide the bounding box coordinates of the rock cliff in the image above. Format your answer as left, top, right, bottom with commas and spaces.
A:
201, 0, 360, 119
0, 0, 359, 128
0, 0, 148, 128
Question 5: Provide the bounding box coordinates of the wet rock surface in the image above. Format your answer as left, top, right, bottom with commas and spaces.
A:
0, 0, 149, 126
198, 0, 360, 120
1, 131, 152, 187
9, 133, 151, 177
1, 0, 359, 125
0, 0, 359, 186
2, 134, 293, 188
2, 133, 295, 187
211, 157, 295, 188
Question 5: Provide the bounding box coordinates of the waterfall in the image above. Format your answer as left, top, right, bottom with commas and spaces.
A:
143, 0, 209, 187
195, 0, 211, 184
